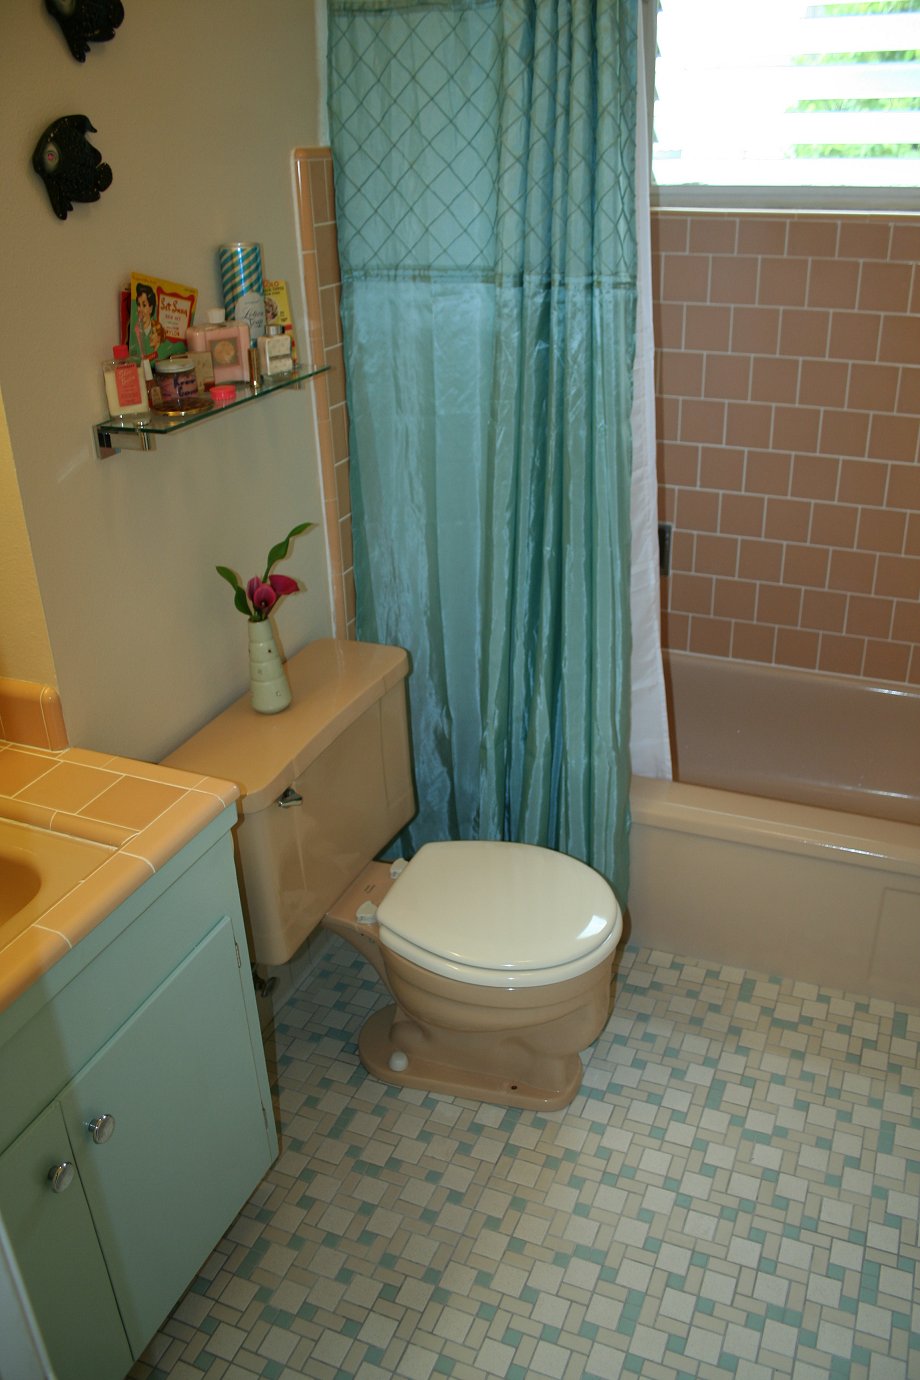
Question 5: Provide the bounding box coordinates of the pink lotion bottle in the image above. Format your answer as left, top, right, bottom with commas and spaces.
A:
103, 345, 148, 417
186, 309, 250, 384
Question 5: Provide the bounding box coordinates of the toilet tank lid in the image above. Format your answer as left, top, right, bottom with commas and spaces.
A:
376, 840, 621, 974
162, 639, 409, 814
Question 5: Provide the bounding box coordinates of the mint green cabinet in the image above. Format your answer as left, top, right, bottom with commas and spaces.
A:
0, 1104, 132, 1380
61, 913, 272, 1356
0, 810, 277, 1380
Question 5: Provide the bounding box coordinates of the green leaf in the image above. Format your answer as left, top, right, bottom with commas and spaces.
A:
216, 564, 243, 593
216, 565, 252, 617
262, 521, 314, 580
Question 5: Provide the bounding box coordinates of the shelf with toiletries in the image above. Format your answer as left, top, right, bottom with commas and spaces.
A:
98, 255, 321, 458
94, 363, 329, 458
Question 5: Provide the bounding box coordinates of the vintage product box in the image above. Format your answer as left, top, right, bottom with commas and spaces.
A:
263, 279, 298, 363
127, 272, 198, 362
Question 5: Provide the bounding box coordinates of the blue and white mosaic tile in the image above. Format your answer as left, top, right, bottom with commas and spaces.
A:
131, 937, 920, 1379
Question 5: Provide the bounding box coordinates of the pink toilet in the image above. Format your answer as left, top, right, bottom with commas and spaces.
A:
166, 639, 622, 1111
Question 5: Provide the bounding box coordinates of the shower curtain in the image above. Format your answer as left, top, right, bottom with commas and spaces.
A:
328, 0, 669, 902
629, 3, 672, 783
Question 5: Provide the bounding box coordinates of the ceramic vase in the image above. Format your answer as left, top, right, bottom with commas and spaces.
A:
248, 619, 291, 714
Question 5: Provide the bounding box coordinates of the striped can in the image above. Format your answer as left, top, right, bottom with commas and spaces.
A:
218, 242, 265, 342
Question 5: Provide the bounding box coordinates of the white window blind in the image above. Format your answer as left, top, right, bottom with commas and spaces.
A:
652, 0, 920, 193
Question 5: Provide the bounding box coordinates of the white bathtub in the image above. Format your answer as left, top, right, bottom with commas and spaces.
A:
628, 653, 920, 1005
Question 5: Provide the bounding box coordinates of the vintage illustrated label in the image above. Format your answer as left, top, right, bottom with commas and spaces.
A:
156, 289, 196, 342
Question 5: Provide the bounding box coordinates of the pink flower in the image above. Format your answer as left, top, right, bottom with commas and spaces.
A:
247, 578, 277, 614
268, 574, 299, 597
216, 521, 314, 622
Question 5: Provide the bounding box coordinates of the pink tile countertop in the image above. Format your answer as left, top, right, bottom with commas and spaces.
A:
0, 738, 240, 1014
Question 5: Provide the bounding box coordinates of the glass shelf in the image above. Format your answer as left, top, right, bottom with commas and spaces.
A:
94, 364, 329, 457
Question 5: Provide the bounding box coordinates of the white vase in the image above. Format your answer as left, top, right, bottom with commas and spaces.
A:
248, 619, 292, 714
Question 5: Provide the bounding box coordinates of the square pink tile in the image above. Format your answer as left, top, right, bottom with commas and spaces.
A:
829, 312, 881, 362
775, 628, 819, 670
759, 257, 808, 308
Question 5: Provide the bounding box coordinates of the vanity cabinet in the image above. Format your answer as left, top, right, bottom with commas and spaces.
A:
0, 808, 277, 1380
0, 1103, 131, 1379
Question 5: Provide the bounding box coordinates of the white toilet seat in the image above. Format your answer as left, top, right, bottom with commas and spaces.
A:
375, 840, 622, 989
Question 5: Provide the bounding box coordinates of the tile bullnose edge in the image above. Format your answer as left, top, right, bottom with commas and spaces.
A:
126, 792, 235, 873
36, 852, 155, 953
0, 679, 68, 751
0, 927, 72, 1015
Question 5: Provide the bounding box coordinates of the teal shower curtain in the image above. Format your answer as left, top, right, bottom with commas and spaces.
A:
328, 0, 637, 900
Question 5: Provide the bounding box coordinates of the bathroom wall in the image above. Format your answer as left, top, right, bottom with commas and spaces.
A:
654, 210, 920, 685
0, 391, 55, 685
0, 2, 334, 761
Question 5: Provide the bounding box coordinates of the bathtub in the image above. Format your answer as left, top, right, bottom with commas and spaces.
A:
628, 653, 920, 1005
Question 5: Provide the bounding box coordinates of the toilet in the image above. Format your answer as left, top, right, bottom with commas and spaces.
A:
165, 639, 622, 1111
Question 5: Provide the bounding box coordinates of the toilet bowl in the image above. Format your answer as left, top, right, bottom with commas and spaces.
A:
326, 839, 621, 1109
165, 639, 623, 1111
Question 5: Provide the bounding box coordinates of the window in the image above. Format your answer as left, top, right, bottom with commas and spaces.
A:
646, 0, 920, 209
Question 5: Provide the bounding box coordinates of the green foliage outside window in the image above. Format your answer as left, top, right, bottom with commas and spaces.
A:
792, 0, 920, 158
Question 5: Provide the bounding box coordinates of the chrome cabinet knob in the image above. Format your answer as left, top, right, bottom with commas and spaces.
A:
87, 1113, 115, 1144
48, 1162, 75, 1193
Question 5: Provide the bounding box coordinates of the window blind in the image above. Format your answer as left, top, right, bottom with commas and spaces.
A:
652, 0, 920, 189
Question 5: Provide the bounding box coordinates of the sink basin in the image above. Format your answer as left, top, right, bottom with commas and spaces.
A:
1, 854, 41, 920
0, 817, 112, 946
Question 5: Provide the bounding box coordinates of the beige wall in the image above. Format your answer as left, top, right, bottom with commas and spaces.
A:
0, 391, 55, 685
0, 1, 333, 761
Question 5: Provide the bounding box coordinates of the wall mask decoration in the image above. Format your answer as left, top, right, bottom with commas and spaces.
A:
32, 115, 113, 220
44, 0, 124, 62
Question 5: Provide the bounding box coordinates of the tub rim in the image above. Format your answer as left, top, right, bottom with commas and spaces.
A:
630, 776, 920, 879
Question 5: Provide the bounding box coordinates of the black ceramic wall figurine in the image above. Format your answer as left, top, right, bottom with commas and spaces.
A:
44, 0, 124, 62
32, 115, 113, 220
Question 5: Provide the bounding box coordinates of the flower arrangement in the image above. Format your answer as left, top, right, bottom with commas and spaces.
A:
216, 521, 313, 622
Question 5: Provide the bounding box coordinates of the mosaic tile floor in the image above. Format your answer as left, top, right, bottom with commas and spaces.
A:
131, 937, 920, 1380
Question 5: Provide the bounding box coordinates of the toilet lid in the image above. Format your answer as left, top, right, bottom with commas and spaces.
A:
376, 841, 621, 988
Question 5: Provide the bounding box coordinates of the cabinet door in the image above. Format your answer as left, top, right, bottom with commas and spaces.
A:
61, 913, 274, 1356
0, 1102, 132, 1380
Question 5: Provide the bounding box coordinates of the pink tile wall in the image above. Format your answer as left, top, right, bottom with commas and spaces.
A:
654, 210, 920, 685
294, 148, 355, 638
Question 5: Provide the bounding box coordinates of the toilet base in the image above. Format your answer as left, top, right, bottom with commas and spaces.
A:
358, 1005, 583, 1112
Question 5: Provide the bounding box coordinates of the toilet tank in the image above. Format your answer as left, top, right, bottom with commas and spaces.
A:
163, 640, 416, 965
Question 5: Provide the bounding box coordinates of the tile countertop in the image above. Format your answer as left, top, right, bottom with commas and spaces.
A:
0, 739, 240, 1014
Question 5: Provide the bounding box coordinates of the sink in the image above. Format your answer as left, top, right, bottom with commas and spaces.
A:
1, 854, 41, 920
0, 817, 112, 946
